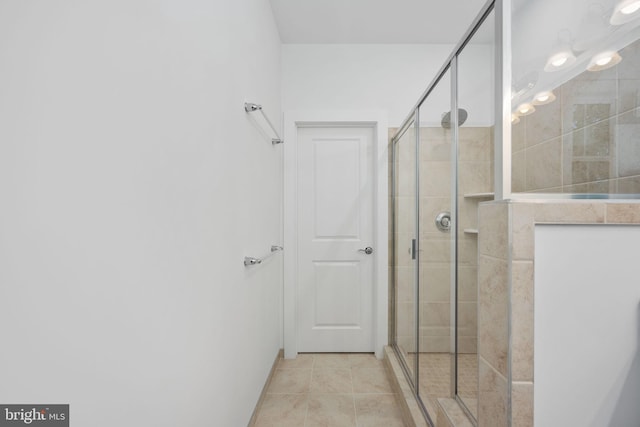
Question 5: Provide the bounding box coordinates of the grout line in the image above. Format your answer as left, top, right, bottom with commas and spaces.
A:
352, 393, 359, 427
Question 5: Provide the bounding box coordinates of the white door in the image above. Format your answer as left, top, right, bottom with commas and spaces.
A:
297, 126, 375, 352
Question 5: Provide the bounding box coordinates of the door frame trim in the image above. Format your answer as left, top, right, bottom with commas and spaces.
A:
283, 110, 389, 359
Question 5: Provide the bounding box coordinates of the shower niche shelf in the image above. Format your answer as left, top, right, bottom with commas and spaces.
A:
463, 192, 494, 199
463, 228, 479, 235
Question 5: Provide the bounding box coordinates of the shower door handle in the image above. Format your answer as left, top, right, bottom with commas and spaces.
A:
358, 247, 374, 255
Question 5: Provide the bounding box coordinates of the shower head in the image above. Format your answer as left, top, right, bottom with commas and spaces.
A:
441, 108, 468, 129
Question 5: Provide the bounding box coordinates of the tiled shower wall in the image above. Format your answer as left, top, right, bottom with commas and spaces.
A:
391, 126, 493, 354
512, 38, 640, 194
477, 201, 640, 427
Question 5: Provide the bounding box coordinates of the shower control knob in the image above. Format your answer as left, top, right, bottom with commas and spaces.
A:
358, 247, 374, 255
435, 212, 452, 232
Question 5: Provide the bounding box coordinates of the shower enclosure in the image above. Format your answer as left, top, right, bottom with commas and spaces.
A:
390, 4, 495, 424
391, 0, 640, 424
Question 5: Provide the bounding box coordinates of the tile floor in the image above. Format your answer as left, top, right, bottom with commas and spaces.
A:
252, 353, 406, 427
405, 352, 479, 419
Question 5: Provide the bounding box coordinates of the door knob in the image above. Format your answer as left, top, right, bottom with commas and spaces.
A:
358, 247, 374, 255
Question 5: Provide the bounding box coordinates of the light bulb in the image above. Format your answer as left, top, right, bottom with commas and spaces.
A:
544, 49, 577, 72
511, 114, 521, 124
532, 91, 556, 105
552, 56, 568, 67
517, 103, 535, 116
621, 1, 640, 14
611, 0, 640, 24
587, 51, 622, 71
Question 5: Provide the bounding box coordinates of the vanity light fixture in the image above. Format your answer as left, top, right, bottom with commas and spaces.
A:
544, 47, 577, 72
610, 0, 640, 25
532, 91, 557, 105
517, 103, 536, 116
511, 113, 521, 124
545, 30, 577, 72
587, 51, 622, 71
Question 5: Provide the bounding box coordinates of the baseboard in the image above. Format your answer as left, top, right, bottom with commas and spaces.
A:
247, 348, 283, 427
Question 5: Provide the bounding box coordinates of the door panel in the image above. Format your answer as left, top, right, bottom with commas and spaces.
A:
393, 119, 418, 380
297, 126, 374, 352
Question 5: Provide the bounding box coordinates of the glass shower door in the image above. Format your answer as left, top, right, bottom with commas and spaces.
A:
393, 116, 418, 381
415, 68, 455, 417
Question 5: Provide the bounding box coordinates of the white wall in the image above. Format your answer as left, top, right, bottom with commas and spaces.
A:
0, 1, 282, 426
534, 224, 640, 427
282, 43, 494, 128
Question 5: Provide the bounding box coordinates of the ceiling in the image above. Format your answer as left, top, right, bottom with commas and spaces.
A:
269, 0, 491, 44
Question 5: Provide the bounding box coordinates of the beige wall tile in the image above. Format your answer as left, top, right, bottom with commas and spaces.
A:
525, 138, 562, 191
396, 335, 416, 354
584, 118, 613, 157
512, 150, 526, 193
533, 202, 605, 223
457, 337, 477, 354
458, 301, 478, 338
420, 161, 451, 197
478, 358, 508, 427
458, 197, 481, 231
511, 261, 534, 382
421, 302, 450, 328
421, 335, 450, 353
616, 175, 640, 194
396, 169, 416, 198
478, 255, 509, 376
395, 301, 415, 341
420, 266, 450, 302
459, 162, 492, 195
512, 120, 526, 152
395, 196, 416, 234
524, 97, 562, 147
512, 382, 534, 427
561, 74, 616, 132
478, 203, 509, 259
511, 202, 534, 261
458, 236, 479, 266
458, 266, 478, 302
459, 127, 492, 162
616, 110, 640, 178
606, 203, 640, 223
420, 234, 452, 264
396, 266, 415, 303
420, 325, 450, 337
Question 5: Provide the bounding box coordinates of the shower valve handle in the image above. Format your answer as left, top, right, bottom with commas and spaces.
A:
435, 212, 452, 232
